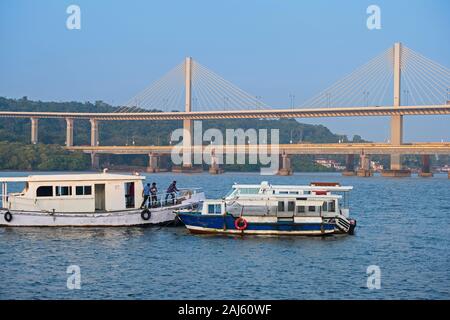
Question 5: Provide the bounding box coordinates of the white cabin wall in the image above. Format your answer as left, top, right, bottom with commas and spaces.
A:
7, 177, 145, 213
14, 182, 95, 212
37, 197, 94, 212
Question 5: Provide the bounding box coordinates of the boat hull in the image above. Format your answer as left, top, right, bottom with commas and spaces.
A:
0, 207, 176, 227
177, 212, 338, 236
1, 193, 204, 227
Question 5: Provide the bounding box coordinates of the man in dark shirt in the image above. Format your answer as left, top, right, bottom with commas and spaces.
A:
140, 183, 151, 209
165, 181, 179, 205
150, 182, 158, 207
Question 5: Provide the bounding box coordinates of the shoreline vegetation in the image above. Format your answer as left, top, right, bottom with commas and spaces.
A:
1, 96, 444, 171
0, 141, 90, 171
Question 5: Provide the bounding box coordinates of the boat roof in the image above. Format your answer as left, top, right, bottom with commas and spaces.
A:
0, 173, 145, 183
232, 181, 353, 191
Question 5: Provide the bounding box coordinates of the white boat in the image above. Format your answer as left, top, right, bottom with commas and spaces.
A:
0, 172, 204, 227
177, 181, 356, 236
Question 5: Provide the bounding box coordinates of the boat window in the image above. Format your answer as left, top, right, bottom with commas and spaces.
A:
208, 204, 222, 214
322, 202, 328, 212
76, 186, 92, 195
278, 201, 285, 212
238, 188, 259, 195
56, 186, 72, 196
279, 191, 289, 194
304, 191, 311, 195
289, 191, 299, 195
36, 186, 53, 197
308, 206, 316, 212
297, 206, 305, 213
328, 201, 336, 212
288, 201, 295, 212
342, 192, 349, 208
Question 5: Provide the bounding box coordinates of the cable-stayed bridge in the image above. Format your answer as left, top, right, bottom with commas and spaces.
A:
1, 43, 450, 176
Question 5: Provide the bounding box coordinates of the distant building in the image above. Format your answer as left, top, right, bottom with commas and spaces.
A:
315, 158, 345, 170
370, 161, 384, 171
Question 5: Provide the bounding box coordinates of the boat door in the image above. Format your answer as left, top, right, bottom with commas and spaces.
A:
94, 184, 106, 211
125, 182, 135, 208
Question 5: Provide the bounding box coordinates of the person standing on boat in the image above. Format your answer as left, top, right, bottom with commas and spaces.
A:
150, 182, 158, 207
140, 183, 151, 209
165, 181, 179, 205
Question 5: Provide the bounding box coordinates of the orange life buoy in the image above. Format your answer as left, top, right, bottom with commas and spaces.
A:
235, 217, 248, 230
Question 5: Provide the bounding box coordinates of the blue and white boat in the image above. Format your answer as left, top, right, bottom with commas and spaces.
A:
176, 181, 356, 236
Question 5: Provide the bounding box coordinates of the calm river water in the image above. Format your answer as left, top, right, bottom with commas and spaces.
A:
0, 171, 449, 299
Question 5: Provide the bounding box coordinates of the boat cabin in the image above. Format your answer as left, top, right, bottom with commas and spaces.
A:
201, 198, 342, 218
1, 173, 145, 213
219, 181, 352, 218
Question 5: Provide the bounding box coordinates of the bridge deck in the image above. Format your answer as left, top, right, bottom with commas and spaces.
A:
67, 142, 450, 155
1, 105, 450, 120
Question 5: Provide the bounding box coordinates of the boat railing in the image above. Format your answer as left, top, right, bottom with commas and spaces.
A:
142, 188, 203, 209
0, 193, 5, 209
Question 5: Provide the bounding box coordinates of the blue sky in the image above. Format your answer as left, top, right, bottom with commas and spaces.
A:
1, 0, 449, 141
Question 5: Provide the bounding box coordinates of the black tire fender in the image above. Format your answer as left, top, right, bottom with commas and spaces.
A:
4, 211, 12, 222
141, 209, 151, 221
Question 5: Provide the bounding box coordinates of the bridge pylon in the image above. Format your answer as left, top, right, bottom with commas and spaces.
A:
30, 117, 38, 144
383, 42, 411, 177
181, 57, 195, 171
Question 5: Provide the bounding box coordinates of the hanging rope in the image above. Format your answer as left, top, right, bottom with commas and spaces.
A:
299, 48, 394, 108
119, 59, 268, 112
298, 45, 450, 108
117, 45, 449, 112
401, 46, 450, 105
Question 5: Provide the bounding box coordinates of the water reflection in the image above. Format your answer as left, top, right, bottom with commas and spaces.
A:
1, 226, 146, 244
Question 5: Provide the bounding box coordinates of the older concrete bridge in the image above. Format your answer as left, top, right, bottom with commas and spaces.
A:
65, 142, 450, 176
1, 43, 450, 176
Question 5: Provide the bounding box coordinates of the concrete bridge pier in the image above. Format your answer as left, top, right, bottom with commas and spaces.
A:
278, 152, 293, 176
419, 155, 433, 177
342, 154, 356, 176
146, 153, 160, 173
181, 119, 194, 169
66, 118, 74, 147
381, 153, 411, 177
208, 150, 223, 174
356, 152, 372, 177
30, 117, 38, 144
90, 152, 100, 169
90, 119, 99, 146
